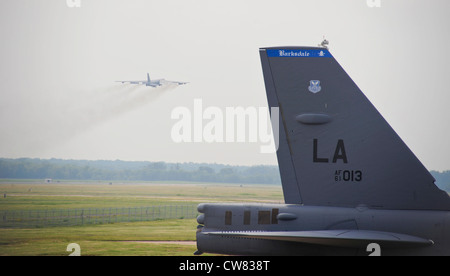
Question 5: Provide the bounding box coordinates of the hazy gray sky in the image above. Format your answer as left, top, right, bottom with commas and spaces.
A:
0, 0, 449, 171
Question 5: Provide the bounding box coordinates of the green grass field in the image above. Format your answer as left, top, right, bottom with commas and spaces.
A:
0, 220, 199, 256
0, 180, 283, 210
0, 180, 283, 256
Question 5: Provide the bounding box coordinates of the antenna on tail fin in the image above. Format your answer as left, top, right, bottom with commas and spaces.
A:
318, 36, 329, 49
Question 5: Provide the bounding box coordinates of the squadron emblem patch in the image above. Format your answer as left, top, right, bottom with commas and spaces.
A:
308, 80, 322, 94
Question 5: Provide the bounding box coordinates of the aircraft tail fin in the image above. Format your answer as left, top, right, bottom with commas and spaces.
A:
147, 73, 151, 83
260, 47, 450, 210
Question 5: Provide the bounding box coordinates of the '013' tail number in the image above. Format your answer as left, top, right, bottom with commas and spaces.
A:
335, 170, 362, 182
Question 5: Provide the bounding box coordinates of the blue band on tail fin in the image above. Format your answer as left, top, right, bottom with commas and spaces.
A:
267, 49, 332, 58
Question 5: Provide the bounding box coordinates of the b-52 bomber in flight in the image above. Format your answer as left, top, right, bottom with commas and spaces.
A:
116, 73, 188, 87
195, 45, 450, 256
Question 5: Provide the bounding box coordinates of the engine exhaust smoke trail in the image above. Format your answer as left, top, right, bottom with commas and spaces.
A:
19, 83, 177, 156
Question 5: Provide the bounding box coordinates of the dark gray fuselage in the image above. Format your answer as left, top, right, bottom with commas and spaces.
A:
196, 203, 450, 256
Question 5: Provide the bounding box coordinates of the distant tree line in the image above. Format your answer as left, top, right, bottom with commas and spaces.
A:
1, 158, 449, 191
0, 158, 281, 185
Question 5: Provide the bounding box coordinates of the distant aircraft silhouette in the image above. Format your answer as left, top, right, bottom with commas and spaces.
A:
117, 73, 188, 87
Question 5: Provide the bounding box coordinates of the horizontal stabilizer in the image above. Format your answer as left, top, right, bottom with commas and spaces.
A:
206, 230, 433, 249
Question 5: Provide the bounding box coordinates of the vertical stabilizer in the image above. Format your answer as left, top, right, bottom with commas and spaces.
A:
260, 47, 450, 210
147, 73, 151, 83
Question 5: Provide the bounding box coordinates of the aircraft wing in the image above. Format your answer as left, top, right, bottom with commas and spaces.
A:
116, 80, 146, 85
165, 80, 189, 85
205, 230, 433, 249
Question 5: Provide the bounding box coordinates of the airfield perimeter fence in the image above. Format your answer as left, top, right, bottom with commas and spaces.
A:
0, 204, 199, 228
